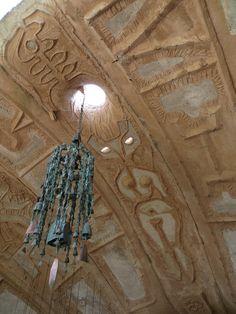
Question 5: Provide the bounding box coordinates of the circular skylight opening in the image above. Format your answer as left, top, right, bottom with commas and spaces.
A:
73, 84, 106, 112
0, 0, 23, 20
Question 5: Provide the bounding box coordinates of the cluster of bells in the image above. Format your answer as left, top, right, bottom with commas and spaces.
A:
23, 211, 92, 263
23, 133, 95, 266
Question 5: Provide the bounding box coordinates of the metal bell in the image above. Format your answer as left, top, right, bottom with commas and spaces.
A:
33, 200, 42, 212
79, 242, 88, 262
25, 217, 39, 235
46, 219, 72, 248
81, 222, 92, 240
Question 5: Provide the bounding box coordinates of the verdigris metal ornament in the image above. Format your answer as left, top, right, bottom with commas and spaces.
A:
82, 221, 92, 240
23, 92, 95, 271
46, 219, 72, 248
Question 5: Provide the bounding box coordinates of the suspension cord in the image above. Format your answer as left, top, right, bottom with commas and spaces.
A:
77, 91, 85, 140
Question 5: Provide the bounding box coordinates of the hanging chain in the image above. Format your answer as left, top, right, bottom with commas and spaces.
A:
77, 92, 85, 138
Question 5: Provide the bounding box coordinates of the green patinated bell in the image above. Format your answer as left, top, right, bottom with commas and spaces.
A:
79, 242, 88, 262
46, 220, 72, 248
82, 222, 92, 240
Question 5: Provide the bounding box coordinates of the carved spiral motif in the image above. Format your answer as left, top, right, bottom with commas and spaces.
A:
185, 299, 204, 312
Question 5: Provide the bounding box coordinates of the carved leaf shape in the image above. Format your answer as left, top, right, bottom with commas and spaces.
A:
50, 51, 67, 66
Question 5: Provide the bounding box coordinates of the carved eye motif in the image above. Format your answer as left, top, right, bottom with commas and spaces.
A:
100, 146, 111, 154
89, 122, 140, 158
148, 208, 156, 216
124, 136, 134, 145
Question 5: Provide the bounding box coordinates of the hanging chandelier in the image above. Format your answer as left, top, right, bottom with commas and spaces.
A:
23, 90, 94, 267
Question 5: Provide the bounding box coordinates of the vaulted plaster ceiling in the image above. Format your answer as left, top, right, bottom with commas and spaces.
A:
0, 0, 236, 313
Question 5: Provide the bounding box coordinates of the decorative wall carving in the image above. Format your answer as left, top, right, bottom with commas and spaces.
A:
103, 242, 145, 300
0, 93, 54, 175
5, 10, 96, 114
220, 0, 236, 35
117, 167, 166, 202
144, 65, 224, 123
89, 195, 124, 251
223, 227, 236, 272
143, 65, 225, 138
208, 221, 236, 301
90, 0, 208, 56
90, 0, 166, 51
0, 290, 37, 314
0, 171, 35, 224
0, 0, 235, 312
70, 279, 113, 314
182, 295, 212, 314
205, 175, 236, 221
88, 120, 140, 160
117, 165, 194, 282
122, 43, 213, 92
54, 266, 122, 314
13, 248, 38, 279
0, 223, 21, 260
92, 236, 149, 305
128, 0, 208, 56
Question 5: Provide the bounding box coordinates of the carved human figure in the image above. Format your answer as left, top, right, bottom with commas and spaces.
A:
117, 167, 194, 281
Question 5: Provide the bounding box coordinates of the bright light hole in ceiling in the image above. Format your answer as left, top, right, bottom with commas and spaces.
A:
0, 0, 23, 20
73, 84, 106, 112
124, 136, 134, 145
100, 146, 111, 154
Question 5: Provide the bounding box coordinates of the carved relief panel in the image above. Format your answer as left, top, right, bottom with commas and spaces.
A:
199, 174, 236, 299
0, 93, 54, 180
122, 43, 214, 93
87, 188, 167, 312
143, 65, 225, 138
4, 10, 97, 114
87, 115, 225, 313
89, 0, 208, 56
0, 0, 235, 312
53, 265, 123, 314
0, 169, 35, 225
89, 190, 124, 252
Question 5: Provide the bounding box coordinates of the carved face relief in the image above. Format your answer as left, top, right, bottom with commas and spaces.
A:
88, 120, 140, 159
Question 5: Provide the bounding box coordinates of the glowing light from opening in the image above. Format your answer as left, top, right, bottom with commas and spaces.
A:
73, 84, 106, 112
0, 0, 23, 20
100, 146, 111, 154
124, 137, 134, 145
